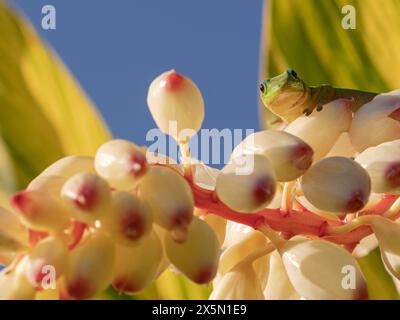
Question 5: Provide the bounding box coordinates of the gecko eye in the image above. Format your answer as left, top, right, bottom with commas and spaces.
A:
259, 81, 267, 93
287, 69, 298, 78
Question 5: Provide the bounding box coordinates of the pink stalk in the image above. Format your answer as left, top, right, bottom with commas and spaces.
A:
184, 169, 400, 248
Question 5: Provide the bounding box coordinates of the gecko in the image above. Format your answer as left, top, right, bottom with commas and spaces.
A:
259, 69, 378, 123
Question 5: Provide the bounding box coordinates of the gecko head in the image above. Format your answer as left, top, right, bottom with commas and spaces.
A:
260, 69, 309, 123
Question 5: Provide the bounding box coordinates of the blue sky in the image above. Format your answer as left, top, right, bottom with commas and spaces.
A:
9, 0, 264, 151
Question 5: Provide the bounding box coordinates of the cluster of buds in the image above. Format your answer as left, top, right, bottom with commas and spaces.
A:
1, 70, 400, 300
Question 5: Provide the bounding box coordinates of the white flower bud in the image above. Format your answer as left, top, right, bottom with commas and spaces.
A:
11, 190, 70, 232
95, 139, 147, 190
112, 231, 162, 293
216, 154, 276, 213
355, 140, 400, 194
26, 236, 68, 288
350, 91, 400, 152
61, 172, 111, 224
138, 167, 194, 234
231, 130, 313, 182
301, 157, 371, 213
102, 191, 153, 245
147, 70, 204, 141
164, 217, 220, 284
65, 232, 115, 299
285, 99, 352, 161
279, 237, 368, 299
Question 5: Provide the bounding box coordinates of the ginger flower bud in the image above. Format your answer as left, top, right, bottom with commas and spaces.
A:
164, 217, 220, 284
285, 99, 352, 161
278, 237, 368, 300
216, 154, 276, 213
350, 91, 400, 152
147, 70, 205, 141
112, 231, 162, 294
26, 236, 68, 288
95, 139, 148, 190
231, 130, 313, 182
11, 190, 70, 233
138, 166, 194, 240
102, 191, 153, 245
65, 232, 115, 300
61, 172, 111, 224
301, 157, 371, 213
355, 140, 400, 194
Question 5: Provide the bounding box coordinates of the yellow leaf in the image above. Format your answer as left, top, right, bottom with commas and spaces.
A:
0, 3, 110, 189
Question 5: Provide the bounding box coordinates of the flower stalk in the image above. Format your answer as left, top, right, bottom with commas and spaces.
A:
184, 168, 400, 249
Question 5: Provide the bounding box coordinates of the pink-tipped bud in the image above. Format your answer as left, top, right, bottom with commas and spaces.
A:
11, 190, 70, 232
95, 139, 147, 190
350, 92, 400, 152
278, 237, 368, 300
61, 172, 110, 224
355, 140, 400, 194
231, 130, 313, 182
285, 99, 352, 161
216, 154, 276, 213
26, 236, 68, 288
138, 166, 194, 232
147, 70, 205, 141
164, 217, 220, 284
66, 232, 115, 300
112, 231, 162, 294
301, 157, 371, 213
102, 191, 153, 245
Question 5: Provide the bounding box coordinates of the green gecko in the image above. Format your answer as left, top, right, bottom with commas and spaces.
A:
259, 69, 378, 123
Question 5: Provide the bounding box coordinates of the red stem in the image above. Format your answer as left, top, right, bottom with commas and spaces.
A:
185, 172, 400, 247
